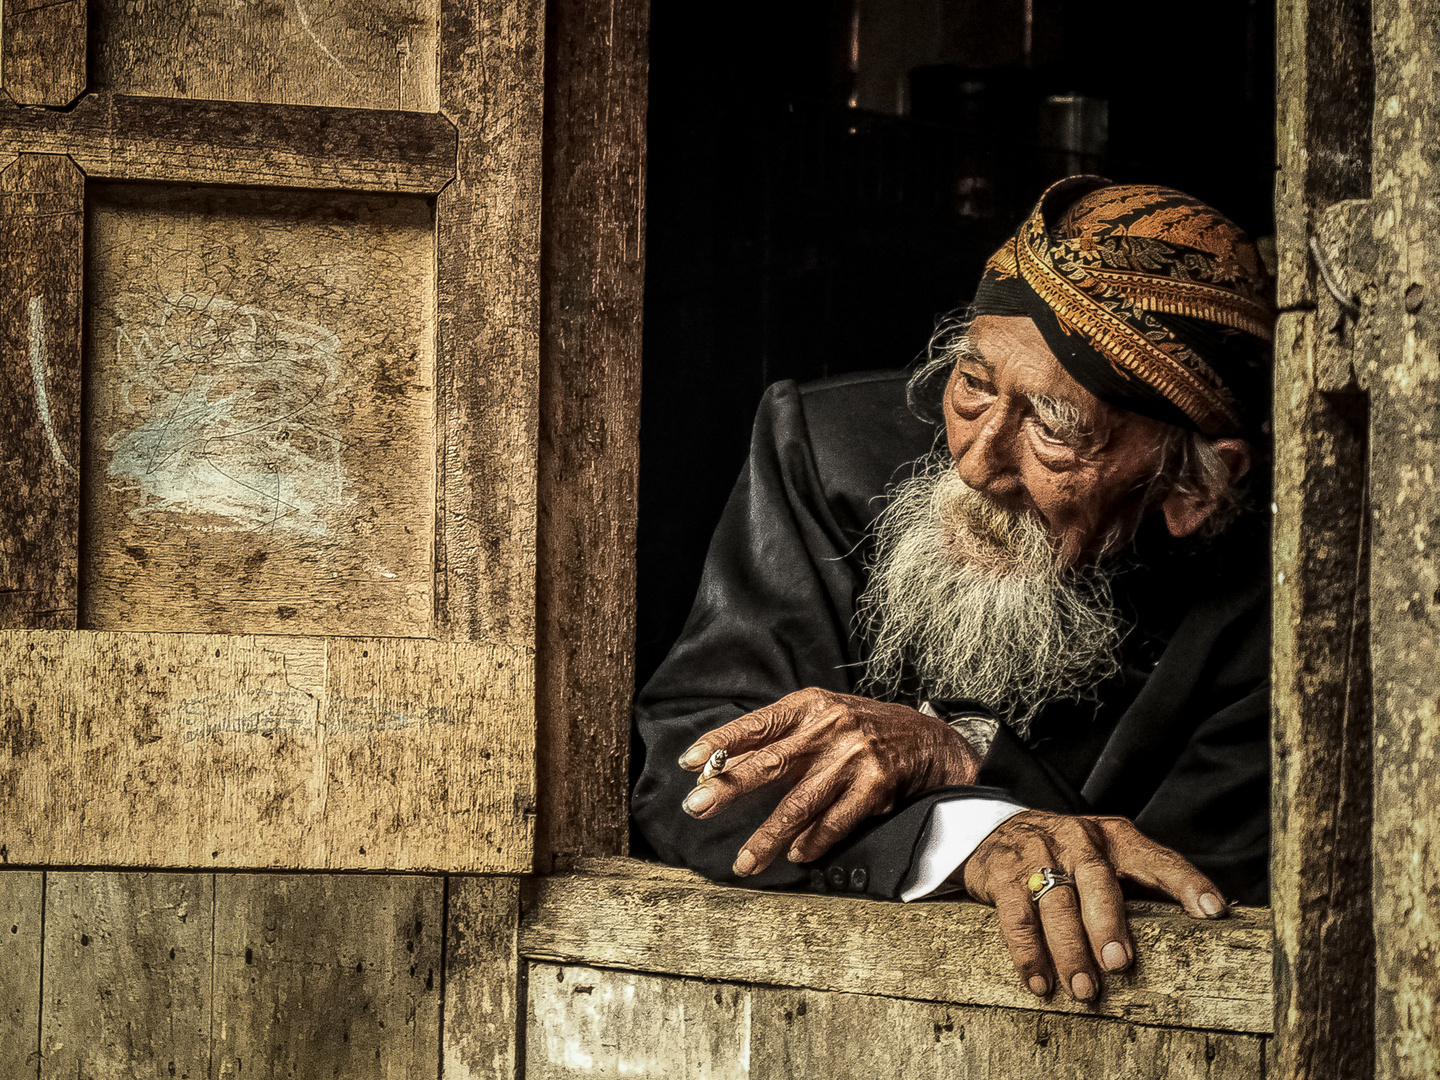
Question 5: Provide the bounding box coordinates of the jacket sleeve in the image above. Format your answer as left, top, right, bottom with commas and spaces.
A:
631, 378, 1016, 899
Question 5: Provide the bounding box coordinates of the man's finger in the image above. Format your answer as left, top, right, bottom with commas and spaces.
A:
733, 763, 849, 876
785, 785, 877, 864
678, 699, 807, 769
681, 734, 814, 819
1102, 821, 1228, 919
992, 881, 1056, 998
1071, 855, 1133, 973
1034, 875, 1101, 1002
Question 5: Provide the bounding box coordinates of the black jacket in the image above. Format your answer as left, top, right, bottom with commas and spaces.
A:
632, 371, 1270, 905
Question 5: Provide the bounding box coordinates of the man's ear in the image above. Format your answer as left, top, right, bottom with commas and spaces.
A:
1161, 438, 1253, 538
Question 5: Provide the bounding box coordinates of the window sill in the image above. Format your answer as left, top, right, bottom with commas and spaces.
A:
518, 857, 1272, 1036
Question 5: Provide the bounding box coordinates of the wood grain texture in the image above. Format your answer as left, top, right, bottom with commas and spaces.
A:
0, 631, 533, 871
526, 963, 1267, 1080
533, 0, 647, 870
1, 0, 85, 107
0, 154, 83, 631
39, 873, 212, 1079
83, 184, 437, 640
1271, 4, 1377, 1079
519, 864, 1274, 1035
0, 871, 42, 1070
443, 876, 522, 1078
0, 94, 457, 193
211, 874, 443, 1077
92, 0, 440, 112
1368, 3, 1440, 1076
433, 0, 544, 652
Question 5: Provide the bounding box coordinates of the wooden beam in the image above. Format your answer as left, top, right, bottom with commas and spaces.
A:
39, 873, 212, 1077
0, 94, 458, 193
1, 0, 85, 107
0, 871, 42, 1067
0, 154, 83, 631
443, 876, 523, 1077
534, 0, 648, 870
1367, 2, 1440, 1076
433, 0, 544, 653
1271, 1, 1376, 1078
518, 861, 1274, 1036
526, 963, 1268, 1080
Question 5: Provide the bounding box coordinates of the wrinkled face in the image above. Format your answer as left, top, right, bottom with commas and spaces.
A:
941, 315, 1173, 567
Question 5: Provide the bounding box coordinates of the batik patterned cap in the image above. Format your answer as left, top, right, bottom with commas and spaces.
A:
972, 176, 1275, 437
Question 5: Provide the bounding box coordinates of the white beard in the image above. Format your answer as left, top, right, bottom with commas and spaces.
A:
856, 452, 1122, 739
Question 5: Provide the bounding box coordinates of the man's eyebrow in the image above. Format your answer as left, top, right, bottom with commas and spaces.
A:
1026, 392, 1094, 440
953, 334, 994, 374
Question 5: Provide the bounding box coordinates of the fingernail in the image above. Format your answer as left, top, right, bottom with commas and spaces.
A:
682, 787, 714, 815
1028, 975, 1049, 997
1101, 941, 1128, 971
679, 744, 709, 768
787, 846, 805, 863
1071, 972, 1095, 1001
1199, 892, 1225, 917
733, 850, 756, 877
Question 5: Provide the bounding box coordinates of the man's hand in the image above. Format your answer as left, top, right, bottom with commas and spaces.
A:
962, 810, 1229, 1003
677, 687, 981, 877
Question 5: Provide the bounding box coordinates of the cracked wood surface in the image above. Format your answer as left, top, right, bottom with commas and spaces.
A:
0, 94, 458, 193
0, 155, 83, 632
519, 861, 1275, 1036
527, 963, 1268, 1080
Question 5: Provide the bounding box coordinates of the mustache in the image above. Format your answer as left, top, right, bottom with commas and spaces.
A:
856, 452, 1120, 737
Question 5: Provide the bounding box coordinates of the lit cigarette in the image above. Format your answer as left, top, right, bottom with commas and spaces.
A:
701, 747, 728, 781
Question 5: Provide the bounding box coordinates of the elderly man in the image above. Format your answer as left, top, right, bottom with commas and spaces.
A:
632, 176, 1272, 1005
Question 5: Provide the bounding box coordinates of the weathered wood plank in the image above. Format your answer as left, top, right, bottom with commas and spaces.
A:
0, 871, 42, 1070
519, 865, 1274, 1035
1, 0, 85, 107
0, 154, 83, 632
526, 963, 1268, 1080
1368, 3, 1440, 1077
443, 876, 522, 1078
0, 95, 457, 194
82, 184, 437, 640
533, 0, 647, 870
1272, 2, 1377, 1078
211, 874, 443, 1078
38, 873, 212, 1079
0, 632, 532, 871
92, 0, 440, 112
433, 0, 544, 653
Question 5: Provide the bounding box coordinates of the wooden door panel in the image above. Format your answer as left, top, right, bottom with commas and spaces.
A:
0, 630, 531, 870
91, 0, 442, 112
83, 184, 437, 638
0, 0, 542, 872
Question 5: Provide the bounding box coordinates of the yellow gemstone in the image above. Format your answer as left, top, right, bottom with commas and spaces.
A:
1027, 871, 1047, 893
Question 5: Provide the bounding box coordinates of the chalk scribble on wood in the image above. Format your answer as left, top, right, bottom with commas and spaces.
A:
92, 0, 440, 112
83, 184, 437, 639
0, 154, 83, 631
0, 631, 533, 870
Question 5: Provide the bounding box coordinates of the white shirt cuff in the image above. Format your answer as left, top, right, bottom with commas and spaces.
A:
899, 797, 1026, 901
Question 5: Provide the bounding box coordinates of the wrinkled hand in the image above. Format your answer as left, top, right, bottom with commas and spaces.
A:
678, 687, 980, 878
962, 810, 1229, 1002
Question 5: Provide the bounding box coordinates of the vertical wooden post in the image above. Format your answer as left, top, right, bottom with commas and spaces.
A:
1273, 1, 1376, 1078
1, 0, 85, 107
0, 154, 83, 631
533, 0, 649, 871
1368, 2, 1440, 1076
443, 876, 523, 1077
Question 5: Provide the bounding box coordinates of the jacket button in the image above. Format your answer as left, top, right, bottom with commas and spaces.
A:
826, 866, 847, 891
850, 868, 869, 892
809, 869, 827, 892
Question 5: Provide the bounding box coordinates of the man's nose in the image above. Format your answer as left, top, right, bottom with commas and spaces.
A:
953, 410, 1017, 496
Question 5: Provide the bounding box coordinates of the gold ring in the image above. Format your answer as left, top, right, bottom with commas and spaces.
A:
1027, 867, 1073, 902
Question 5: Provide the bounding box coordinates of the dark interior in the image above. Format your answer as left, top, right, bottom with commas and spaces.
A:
634, 0, 1277, 804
